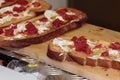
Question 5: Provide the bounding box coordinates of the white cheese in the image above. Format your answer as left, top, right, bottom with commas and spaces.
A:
108, 49, 120, 58
0, 0, 5, 6
66, 11, 75, 15
53, 38, 74, 52
0, 6, 13, 13
44, 10, 58, 21
14, 22, 26, 35
88, 55, 101, 59
87, 40, 97, 49
13, 34, 25, 39
0, 15, 12, 24
56, 16, 65, 21
35, 21, 50, 34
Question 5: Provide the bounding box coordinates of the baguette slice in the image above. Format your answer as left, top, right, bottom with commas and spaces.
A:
0, 8, 87, 48
47, 36, 120, 70
0, 0, 51, 28
0, 0, 17, 8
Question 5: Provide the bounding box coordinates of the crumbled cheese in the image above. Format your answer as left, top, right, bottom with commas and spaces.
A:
0, 4, 20, 14
37, 25, 49, 34
13, 34, 25, 39
56, 16, 65, 21
53, 38, 74, 52
88, 55, 101, 59
66, 11, 75, 15
87, 40, 97, 49
44, 10, 58, 21
108, 49, 120, 58
35, 21, 50, 34
14, 22, 26, 35
0, 15, 12, 24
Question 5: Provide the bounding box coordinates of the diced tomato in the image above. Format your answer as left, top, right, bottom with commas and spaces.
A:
5, 28, 14, 36
24, 22, 38, 35
52, 19, 64, 28
56, 8, 68, 15
109, 42, 120, 50
4, 24, 17, 37
12, 14, 19, 17
71, 36, 92, 54
101, 51, 109, 57
56, 8, 77, 21
39, 17, 48, 22
13, 6, 26, 13
68, 15, 78, 20
4, 11, 13, 14
17, 0, 28, 5
32, 2, 41, 7
94, 44, 102, 48
0, 28, 3, 34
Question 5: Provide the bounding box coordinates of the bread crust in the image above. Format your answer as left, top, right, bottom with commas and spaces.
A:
112, 60, 120, 70
0, 8, 87, 48
0, 0, 17, 8
0, 22, 81, 48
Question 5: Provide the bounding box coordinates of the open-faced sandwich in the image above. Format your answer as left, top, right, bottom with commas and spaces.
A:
0, 0, 51, 28
47, 36, 120, 70
0, 8, 87, 48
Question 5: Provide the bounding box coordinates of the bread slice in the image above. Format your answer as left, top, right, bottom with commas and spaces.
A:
0, 0, 51, 28
47, 36, 120, 70
112, 59, 120, 70
0, 8, 87, 48
0, 0, 17, 8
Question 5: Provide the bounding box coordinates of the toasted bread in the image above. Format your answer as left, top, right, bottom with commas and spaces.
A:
0, 0, 17, 8
0, 0, 51, 28
0, 8, 87, 48
47, 36, 120, 70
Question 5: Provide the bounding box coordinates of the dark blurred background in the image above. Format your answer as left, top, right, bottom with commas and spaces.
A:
68, 0, 120, 32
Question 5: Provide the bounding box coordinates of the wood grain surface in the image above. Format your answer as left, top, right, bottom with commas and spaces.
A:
10, 23, 120, 80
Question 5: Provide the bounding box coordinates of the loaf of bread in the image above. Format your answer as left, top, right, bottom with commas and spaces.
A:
0, 0, 17, 8
47, 36, 120, 70
0, 0, 51, 28
0, 8, 87, 48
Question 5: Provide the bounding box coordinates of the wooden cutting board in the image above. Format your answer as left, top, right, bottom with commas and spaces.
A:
12, 23, 120, 80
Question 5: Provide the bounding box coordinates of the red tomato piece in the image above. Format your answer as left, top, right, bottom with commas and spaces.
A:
5, 24, 17, 36
101, 51, 109, 57
109, 42, 120, 50
0, 28, 3, 34
39, 17, 48, 22
32, 2, 41, 7
4, 11, 13, 14
5, 28, 14, 36
13, 6, 26, 12
52, 19, 64, 28
12, 14, 19, 17
56, 8, 68, 15
94, 44, 102, 48
17, 0, 28, 5
71, 36, 92, 54
24, 22, 38, 35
